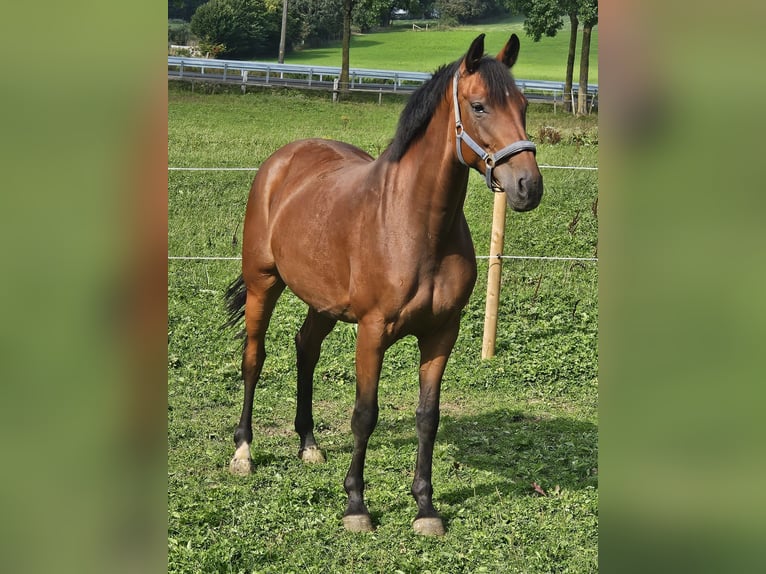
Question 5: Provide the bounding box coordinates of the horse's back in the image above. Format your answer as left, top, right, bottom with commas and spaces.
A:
248, 138, 373, 207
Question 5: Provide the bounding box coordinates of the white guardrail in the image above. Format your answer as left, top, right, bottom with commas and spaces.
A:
167, 56, 598, 105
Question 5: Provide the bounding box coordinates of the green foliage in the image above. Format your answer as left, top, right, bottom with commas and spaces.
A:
190, 0, 295, 59
517, 0, 597, 41
292, 0, 344, 46
168, 19, 193, 45
169, 0, 209, 21
577, 0, 597, 27
436, 0, 505, 25
353, 0, 395, 32
519, 0, 567, 41
168, 84, 597, 572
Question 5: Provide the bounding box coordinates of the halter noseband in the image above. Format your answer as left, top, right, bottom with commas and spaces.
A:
452, 70, 536, 191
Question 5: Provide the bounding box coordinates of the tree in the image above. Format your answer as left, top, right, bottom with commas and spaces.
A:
278, 0, 288, 63
339, 0, 354, 95
352, 0, 395, 32
291, 0, 344, 47
564, 7, 578, 113
514, 0, 597, 114
517, 0, 573, 112
576, 0, 597, 115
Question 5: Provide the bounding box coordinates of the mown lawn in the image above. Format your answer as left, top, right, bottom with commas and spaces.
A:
282, 16, 598, 83
168, 83, 598, 573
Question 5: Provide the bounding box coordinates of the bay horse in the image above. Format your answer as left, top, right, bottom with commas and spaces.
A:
224, 33, 543, 536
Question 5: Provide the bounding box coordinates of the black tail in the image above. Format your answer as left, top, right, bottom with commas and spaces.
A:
223, 274, 247, 340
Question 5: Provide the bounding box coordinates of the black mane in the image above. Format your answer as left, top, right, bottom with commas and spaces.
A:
386, 56, 519, 162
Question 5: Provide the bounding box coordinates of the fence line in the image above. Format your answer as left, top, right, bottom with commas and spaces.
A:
476, 255, 597, 262
168, 255, 597, 263
538, 165, 598, 171
168, 56, 598, 105
168, 167, 257, 171
169, 166, 598, 264
168, 164, 597, 172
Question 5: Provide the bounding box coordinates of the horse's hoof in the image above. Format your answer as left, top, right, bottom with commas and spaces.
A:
299, 446, 326, 464
229, 457, 253, 476
413, 517, 445, 536
342, 514, 374, 533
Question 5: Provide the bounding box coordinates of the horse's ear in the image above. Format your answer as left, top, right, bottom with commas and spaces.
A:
465, 34, 485, 74
497, 33, 520, 68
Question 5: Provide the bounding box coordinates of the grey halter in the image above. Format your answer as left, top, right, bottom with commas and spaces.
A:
452, 70, 536, 191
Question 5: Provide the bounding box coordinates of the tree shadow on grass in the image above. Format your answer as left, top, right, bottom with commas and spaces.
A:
368, 408, 597, 517
350, 38, 383, 50
236, 407, 596, 532
437, 409, 597, 502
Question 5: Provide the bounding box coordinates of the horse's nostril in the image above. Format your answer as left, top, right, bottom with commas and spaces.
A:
517, 178, 528, 198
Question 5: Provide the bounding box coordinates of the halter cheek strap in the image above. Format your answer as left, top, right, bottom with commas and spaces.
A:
452, 71, 537, 191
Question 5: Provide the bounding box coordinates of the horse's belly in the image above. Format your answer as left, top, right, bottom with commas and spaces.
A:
271, 238, 356, 320
270, 204, 358, 322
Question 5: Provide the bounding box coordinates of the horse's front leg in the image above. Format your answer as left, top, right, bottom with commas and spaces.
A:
342, 319, 387, 532
411, 316, 460, 536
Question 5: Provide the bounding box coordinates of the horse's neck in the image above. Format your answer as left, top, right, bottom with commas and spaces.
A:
383, 111, 470, 242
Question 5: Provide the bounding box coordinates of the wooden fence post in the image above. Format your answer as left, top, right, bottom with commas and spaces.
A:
481, 192, 507, 360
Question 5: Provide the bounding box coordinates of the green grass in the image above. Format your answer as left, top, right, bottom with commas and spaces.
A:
168, 83, 597, 572
281, 16, 598, 83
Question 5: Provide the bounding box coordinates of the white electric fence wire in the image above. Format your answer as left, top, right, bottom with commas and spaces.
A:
168, 165, 597, 172
168, 164, 598, 263
168, 255, 597, 262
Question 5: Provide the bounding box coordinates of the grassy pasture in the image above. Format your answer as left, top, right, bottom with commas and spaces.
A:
168, 83, 598, 572
283, 16, 598, 83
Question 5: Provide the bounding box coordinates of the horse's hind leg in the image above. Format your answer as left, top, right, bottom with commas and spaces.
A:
295, 308, 336, 463
230, 276, 285, 475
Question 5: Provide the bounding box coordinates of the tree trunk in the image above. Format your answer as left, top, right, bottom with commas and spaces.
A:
278, 0, 288, 64
577, 23, 592, 115
564, 12, 578, 114
339, 0, 353, 96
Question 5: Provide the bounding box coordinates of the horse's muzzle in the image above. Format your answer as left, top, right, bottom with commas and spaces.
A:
498, 166, 543, 212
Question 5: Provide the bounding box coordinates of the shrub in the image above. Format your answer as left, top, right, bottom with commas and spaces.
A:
168, 19, 192, 45
537, 125, 562, 144
570, 127, 598, 146
191, 0, 296, 59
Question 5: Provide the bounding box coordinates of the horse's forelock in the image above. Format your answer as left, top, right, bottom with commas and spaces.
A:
476, 56, 518, 107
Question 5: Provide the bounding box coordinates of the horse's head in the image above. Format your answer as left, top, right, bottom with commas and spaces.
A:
454, 34, 543, 212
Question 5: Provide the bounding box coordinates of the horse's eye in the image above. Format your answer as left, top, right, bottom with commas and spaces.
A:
471, 103, 486, 114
